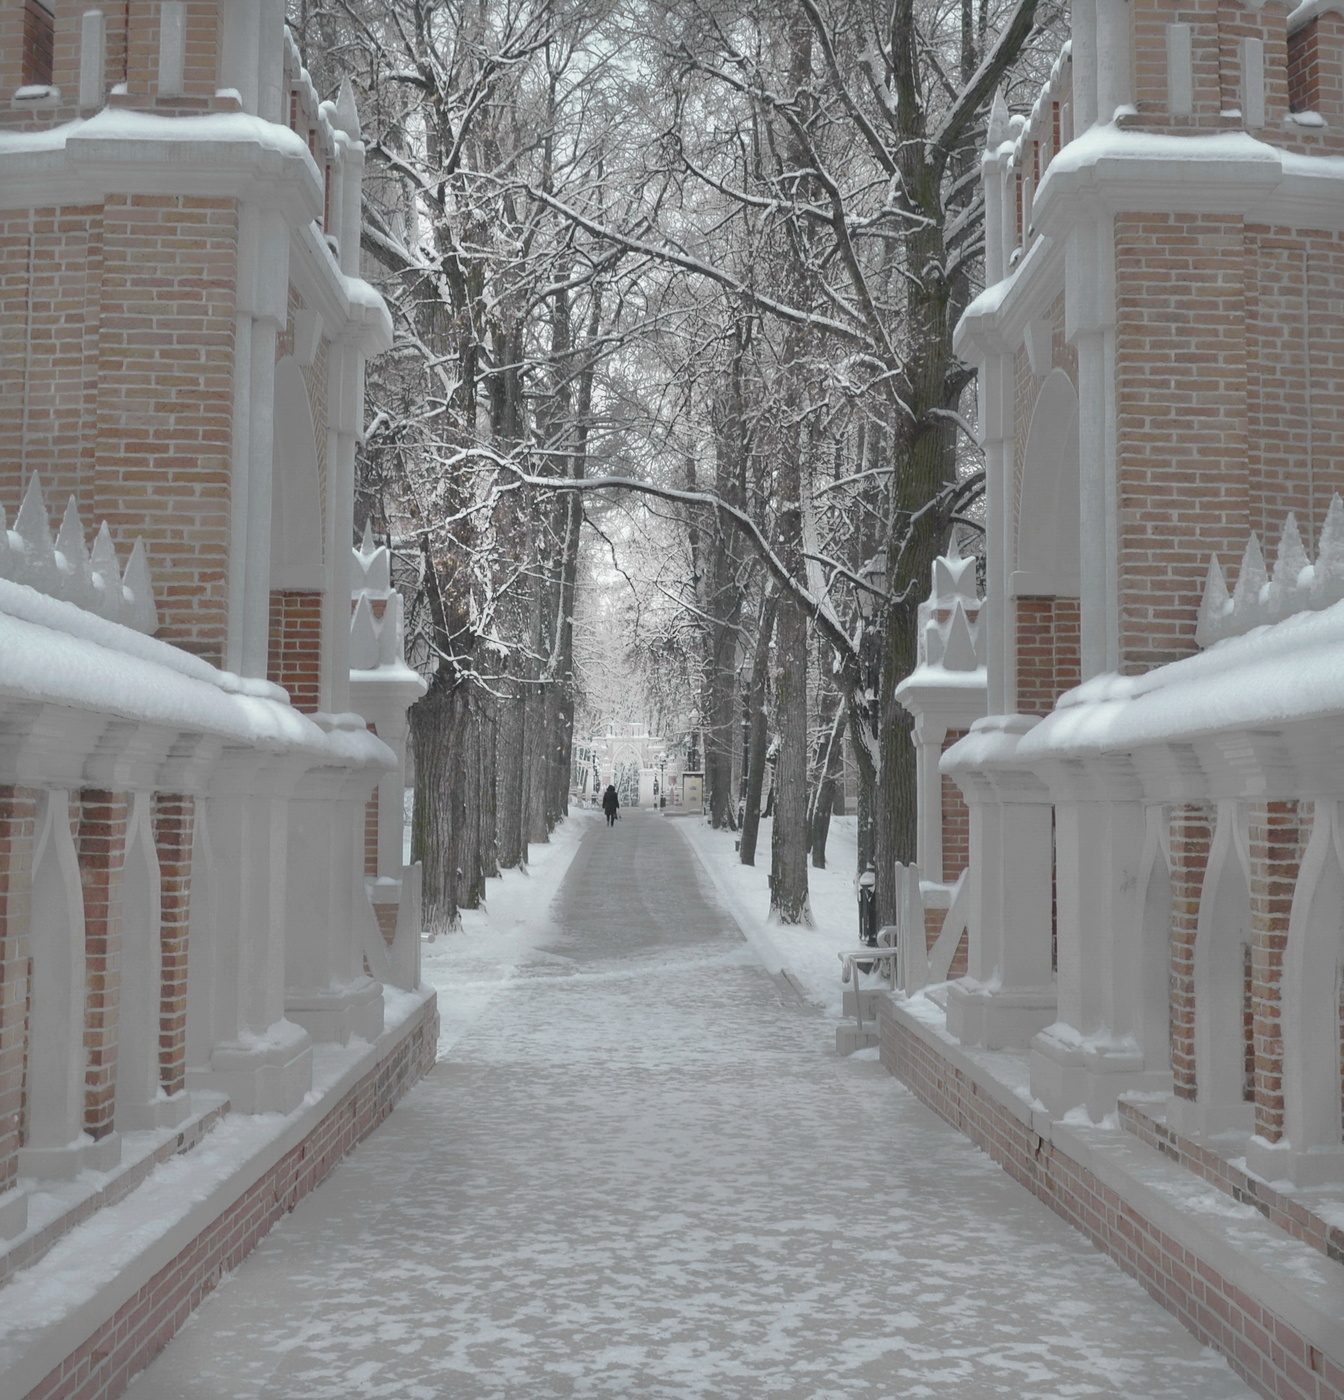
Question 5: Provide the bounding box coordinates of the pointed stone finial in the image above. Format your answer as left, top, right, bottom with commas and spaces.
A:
1195, 554, 1231, 648
1313, 494, 1344, 609
13, 473, 59, 593
1267, 513, 1311, 621
987, 90, 1011, 150
933, 551, 979, 605
923, 617, 944, 666
121, 538, 159, 634
379, 591, 404, 666
350, 592, 380, 669
360, 518, 375, 555
942, 600, 979, 671
54, 496, 97, 611
89, 521, 124, 623
1230, 532, 1268, 625
334, 76, 362, 139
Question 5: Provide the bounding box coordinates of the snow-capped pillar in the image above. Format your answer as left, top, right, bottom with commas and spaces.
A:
256, 0, 287, 125
190, 750, 312, 1113
227, 203, 290, 678
1071, 0, 1099, 130
1096, 0, 1134, 121
218, 0, 263, 113
1067, 216, 1119, 678
1031, 776, 1168, 1118
284, 764, 384, 1045
944, 725, 1058, 1051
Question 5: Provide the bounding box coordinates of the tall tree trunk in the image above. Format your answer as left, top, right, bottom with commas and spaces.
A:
410, 668, 470, 933
739, 590, 778, 867
808, 703, 847, 870
769, 591, 811, 922
495, 658, 527, 869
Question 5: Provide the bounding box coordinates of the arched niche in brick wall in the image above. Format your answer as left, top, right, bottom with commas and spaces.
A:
1192, 802, 1255, 1131
1015, 368, 1080, 596
1281, 802, 1344, 1164
24, 791, 88, 1158
270, 356, 325, 592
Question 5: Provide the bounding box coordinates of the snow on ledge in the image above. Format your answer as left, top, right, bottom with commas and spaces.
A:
0, 576, 392, 768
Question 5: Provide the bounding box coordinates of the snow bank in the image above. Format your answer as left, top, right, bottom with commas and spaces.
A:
420, 812, 599, 1058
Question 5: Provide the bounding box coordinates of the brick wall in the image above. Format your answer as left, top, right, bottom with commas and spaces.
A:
151, 797, 194, 1098
940, 729, 971, 880
1014, 597, 1082, 714
364, 787, 379, 878
95, 195, 238, 662
0, 194, 244, 665
882, 1007, 1344, 1400
1249, 800, 1307, 1143
21, 997, 439, 1400
267, 590, 324, 713
77, 793, 130, 1141
1170, 804, 1213, 1100
1114, 213, 1251, 672
0, 787, 36, 1196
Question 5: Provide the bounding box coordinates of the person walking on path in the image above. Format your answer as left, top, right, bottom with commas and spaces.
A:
601, 783, 620, 826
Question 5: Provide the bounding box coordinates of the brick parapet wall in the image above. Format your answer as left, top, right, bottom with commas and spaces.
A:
77, 792, 130, 1142
0, 787, 36, 1196
0, 1100, 227, 1294
19, 995, 439, 1400
1248, 800, 1306, 1142
1170, 803, 1213, 1100
881, 1004, 1344, 1400
150, 797, 194, 1099
1120, 1100, 1344, 1269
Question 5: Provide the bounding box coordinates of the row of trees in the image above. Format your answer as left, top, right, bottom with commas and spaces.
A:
293, 0, 1060, 931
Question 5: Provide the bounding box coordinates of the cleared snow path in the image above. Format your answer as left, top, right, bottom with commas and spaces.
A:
124, 810, 1253, 1400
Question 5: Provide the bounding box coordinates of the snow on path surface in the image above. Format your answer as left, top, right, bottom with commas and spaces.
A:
123, 809, 1252, 1400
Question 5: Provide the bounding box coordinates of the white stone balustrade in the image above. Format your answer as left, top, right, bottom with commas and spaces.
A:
0, 475, 158, 634
985, 44, 1074, 278
1196, 495, 1344, 646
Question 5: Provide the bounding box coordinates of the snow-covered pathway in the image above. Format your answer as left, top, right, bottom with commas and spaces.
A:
123, 811, 1253, 1399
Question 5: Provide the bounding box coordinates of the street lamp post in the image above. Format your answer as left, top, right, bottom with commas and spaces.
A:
857, 864, 878, 947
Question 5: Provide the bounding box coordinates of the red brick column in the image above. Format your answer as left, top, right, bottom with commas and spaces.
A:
1169, 803, 1214, 1101
152, 796, 194, 1098
1249, 800, 1306, 1143
77, 792, 130, 1141
0, 787, 37, 1194
1014, 596, 1082, 715
268, 589, 324, 713
939, 730, 970, 883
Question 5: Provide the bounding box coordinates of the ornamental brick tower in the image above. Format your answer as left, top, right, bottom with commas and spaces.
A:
0, 7, 431, 1398
879, 1, 1344, 1394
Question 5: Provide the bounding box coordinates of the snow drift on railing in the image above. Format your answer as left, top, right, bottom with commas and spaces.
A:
0, 475, 158, 633
1196, 495, 1344, 647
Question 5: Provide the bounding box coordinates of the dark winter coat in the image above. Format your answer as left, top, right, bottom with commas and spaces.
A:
601, 786, 620, 815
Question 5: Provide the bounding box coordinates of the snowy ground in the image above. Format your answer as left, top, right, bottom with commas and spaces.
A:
121, 808, 1254, 1399
675, 812, 865, 1017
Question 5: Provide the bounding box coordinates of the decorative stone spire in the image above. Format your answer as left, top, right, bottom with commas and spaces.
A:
0, 476, 158, 633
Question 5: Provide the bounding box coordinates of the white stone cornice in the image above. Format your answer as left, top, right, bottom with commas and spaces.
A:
954, 233, 1065, 363
0, 111, 323, 224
